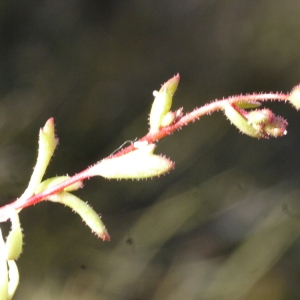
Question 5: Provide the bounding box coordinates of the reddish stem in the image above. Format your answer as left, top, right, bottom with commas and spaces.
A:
0, 91, 291, 222
111, 92, 290, 157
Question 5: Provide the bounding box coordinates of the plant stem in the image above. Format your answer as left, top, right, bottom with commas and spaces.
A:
0, 91, 291, 221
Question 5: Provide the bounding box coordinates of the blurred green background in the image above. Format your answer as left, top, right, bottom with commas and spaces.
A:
1, 1, 300, 299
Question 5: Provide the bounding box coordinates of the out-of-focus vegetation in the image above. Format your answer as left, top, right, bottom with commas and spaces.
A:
1, 1, 300, 299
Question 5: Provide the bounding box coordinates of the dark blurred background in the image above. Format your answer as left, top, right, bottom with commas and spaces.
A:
1, 1, 300, 299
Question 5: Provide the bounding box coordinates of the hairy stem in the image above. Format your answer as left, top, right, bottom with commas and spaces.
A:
0, 91, 291, 221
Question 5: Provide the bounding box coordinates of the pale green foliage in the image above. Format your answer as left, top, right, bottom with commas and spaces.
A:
7, 261, 18, 300
35, 176, 83, 194
149, 74, 179, 132
5, 211, 22, 261
0, 74, 297, 299
48, 192, 109, 240
224, 104, 262, 138
0, 230, 8, 300
89, 144, 174, 179
20, 118, 59, 201
0, 209, 22, 300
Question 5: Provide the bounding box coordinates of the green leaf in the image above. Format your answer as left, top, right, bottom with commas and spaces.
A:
149, 74, 179, 132
35, 176, 83, 194
7, 261, 19, 300
88, 144, 174, 179
0, 230, 8, 300
20, 118, 59, 201
5, 210, 22, 260
5, 230, 22, 261
224, 104, 263, 138
48, 193, 110, 241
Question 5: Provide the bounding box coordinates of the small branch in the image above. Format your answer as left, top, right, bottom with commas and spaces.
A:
0, 170, 91, 222
0, 89, 292, 222
111, 92, 290, 157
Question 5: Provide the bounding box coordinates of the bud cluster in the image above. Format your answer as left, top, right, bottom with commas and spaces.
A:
224, 104, 287, 138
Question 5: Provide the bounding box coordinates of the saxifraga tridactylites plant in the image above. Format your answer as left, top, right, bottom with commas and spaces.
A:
0, 74, 299, 299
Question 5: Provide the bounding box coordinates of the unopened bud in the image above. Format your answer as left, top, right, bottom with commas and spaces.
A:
247, 109, 273, 125
289, 84, 300, 109
225, 104, 288, 139
264, 116, 288, 137
161, 111, 176, 127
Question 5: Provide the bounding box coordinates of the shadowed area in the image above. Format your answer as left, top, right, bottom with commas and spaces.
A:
1, 1, 300, 299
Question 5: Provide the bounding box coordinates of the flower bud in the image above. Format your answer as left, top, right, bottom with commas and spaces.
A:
247, 109, 287, 137
224, 104, 288, 139
289, 84, 300, 109
247, 109, 273, 125
160, 111, 176, 127
264, 116, 288, 137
